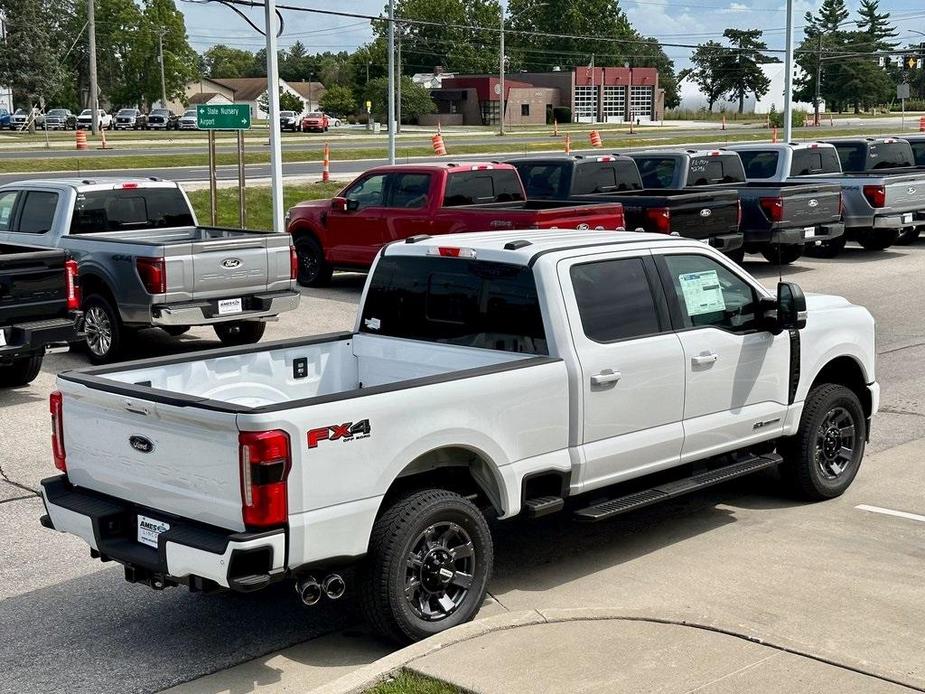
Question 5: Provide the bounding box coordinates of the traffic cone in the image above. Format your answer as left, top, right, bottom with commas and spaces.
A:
772, 126, 778, 143
321, 144, 330, 183
589, 130, 602, 148
432, 132, 446, 156
75, 130, 88, 151
564, 133, 571, 155
98, 127, 112, 150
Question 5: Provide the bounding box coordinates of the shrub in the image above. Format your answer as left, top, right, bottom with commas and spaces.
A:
768, 109, 806, 128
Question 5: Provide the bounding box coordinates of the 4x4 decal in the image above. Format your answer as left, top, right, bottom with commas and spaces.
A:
307, 419, 371, 448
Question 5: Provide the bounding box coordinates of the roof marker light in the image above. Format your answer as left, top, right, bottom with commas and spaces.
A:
427, 247, 477, 258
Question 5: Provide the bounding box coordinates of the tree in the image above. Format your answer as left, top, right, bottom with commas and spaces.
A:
319, 84, 356, 116
363, 76, 435, 123
258, 87, 304, 114
203, 45, 259, 79
133, 0, 199, 107
684, 41, 727, 110
0, 0, 68, 110
804, 0, 850, 35
856, 0, 898, 49
718, 29, 772, 114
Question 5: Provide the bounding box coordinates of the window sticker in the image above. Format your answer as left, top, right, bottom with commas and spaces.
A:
364, 317, 381, 331
678, 270, 725, 316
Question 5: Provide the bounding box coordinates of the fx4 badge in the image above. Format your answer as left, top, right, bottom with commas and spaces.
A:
308, 420, 371, 448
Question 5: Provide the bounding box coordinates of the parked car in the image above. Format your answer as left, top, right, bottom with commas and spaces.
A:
903, 134, 925, 166
279, 110, 300, 132
287, 162, 626, 286
509, 154, 743, 255
114, 108, 148, 130
629, 149, 845, 263
0, 241, 82, 386
10, 108, 43, 130
146, 109, 179, 130
0, 109, 12, 128
301, 111, 329, 133
43, 109, 76, 130
177, 109, 198, 130
39, 229, 877, 644
727, 142, 925, 254
0, 179, 300, 363
76, 109, 113, 130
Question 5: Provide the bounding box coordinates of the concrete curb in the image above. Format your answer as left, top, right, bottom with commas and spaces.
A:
313, 607, 924, 694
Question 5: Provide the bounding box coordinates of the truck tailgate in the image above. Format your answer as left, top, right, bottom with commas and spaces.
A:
781, 185, 841, 226
57, 380, 246, 531
884, 175, 925, 212
189, 236, 272, 299
0, 247, 69, 323
660, 192, 740, 238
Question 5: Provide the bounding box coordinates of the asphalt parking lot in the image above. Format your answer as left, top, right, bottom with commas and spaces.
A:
3, 241, 925, 693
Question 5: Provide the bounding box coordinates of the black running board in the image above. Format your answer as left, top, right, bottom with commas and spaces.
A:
573, 453, 783, 522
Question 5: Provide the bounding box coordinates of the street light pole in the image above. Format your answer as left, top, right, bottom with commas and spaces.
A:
499, 10, 506, 135
264, 0, 284, 234
88, 0, 99, 135
783, 0, 794, 142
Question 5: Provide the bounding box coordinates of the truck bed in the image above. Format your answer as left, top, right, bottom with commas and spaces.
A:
73, 226, 274, 246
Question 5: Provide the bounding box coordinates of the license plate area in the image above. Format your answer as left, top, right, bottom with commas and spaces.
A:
803, 226, 817, 239
218, 298, 243, 315
137, 514, 170, 549
901, 213, 913, 224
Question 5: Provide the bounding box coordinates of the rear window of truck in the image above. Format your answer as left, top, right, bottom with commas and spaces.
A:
737, 150, 779, 179
866, 143, 915, 169
442, 170, 525, 206
70, 188, 195, 233
912, 141, 925, 165
570, 161, 641, 194
360, 255, 547, 355
789, 147, 841, 176
632, 157, 678, 189
687, 155, 745, 185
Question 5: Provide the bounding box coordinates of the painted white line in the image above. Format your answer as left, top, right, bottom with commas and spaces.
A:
855, 504, 925, 524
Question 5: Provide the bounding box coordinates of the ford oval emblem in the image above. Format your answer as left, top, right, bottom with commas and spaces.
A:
808, 199, 819, 207
576, 223, 590, 230
699, 208, 712, 217
909, 187, 917, 195
221, 258, 242, 269
129, 435, 155, 454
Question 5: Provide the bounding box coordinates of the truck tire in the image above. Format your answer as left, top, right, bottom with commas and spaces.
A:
896, 227, 920, 245
83, 294, 123, 364
359, 489, 493, 644
295, 237, 333, 287
779, 384, 866, 500
807, 235, 846, 259
214, 320, 266, 345
761, 244, 803, 265
857, 229, 898, 251
0, 354, 43, 387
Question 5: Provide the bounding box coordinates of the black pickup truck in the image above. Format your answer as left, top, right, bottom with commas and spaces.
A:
508, 155, 743, 255
624, 149, 845, 264
0, 244, 82, 386
904, 135, 925, 166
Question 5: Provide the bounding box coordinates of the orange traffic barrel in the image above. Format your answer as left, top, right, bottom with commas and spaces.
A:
75, 130, 88, 150
432, 132, 446, 156
589, 130, 602, 148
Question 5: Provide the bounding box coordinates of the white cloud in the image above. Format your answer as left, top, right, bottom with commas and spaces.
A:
726, 3, 749, 12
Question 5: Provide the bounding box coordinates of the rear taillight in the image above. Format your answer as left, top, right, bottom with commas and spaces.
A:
239, 430, 291, 529
289, 245, 298, 280
64, 259, 81, 311
136, 257, 166, 294
863, 185, 886, 208
759, 196, 783, 222
50, 391, 66, 473
836, 192, 844, 217
644, 207, 671, 234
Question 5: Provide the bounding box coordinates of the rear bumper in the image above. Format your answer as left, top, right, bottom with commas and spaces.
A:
0, 314, 82, 362
40, 475, 287, 592
151, 290, 300, 326
746, 223, 844, 246
707, 232, 743, 252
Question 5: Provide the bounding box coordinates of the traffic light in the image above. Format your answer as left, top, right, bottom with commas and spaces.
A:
904, 55, 922, 71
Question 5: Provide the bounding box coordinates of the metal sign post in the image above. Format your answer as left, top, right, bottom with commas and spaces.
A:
197, 104, 252, 228
898, 83, 910, 131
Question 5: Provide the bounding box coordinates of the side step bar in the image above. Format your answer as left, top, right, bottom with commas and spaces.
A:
573, 453, 783, 523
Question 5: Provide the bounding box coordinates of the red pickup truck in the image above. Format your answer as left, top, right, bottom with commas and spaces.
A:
287, 162, 626, 285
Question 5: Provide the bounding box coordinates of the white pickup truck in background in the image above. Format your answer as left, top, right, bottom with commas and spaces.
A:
40, 230, 878, 644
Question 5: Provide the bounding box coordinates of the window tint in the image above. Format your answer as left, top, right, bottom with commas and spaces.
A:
867, 143, 914, 169
571, 258, 661, 342
360, 256, 546, 354
343, 173, 387, 210
514, 163, 566, 198
571, 162, 641, 194
0, 191, 17, 230
663, 254, 758, 332
688, 155, 745, 185
633, 157, 677, 188
736, 151, 779, 179
388, 173, 431, 209
910, 141, 925, 166
443, 170, 524, 206
833, 144, 866, 172
790, 147, 841, 176
18, 191, 58, 233
70, 188, 194, 233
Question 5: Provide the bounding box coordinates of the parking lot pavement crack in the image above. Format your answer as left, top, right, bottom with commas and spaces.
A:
486, 590, 508, 612
683, 653, 781, 693
0, 465, 39, 497
878, 407, 925, 419
0, 493, 37, 505
878, 342, 925, 356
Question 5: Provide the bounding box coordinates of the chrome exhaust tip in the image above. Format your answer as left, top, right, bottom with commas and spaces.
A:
296, 576, 322, 606
322, 574, 346, 600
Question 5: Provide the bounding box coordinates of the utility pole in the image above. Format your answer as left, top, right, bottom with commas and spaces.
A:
264, 0, 284, 234
782, 0, 794, 143
499, 8, 506, 135
387, 0, 396, 164
396, 27, 402, 135
814, 34, 822, 126
88, 0, 99, 135
158, 28, 168, 109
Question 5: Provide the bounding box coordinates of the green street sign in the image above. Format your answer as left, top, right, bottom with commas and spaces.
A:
196, 104, 251, 130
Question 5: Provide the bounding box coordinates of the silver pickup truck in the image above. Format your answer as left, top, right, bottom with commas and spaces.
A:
0, 179, 299, 362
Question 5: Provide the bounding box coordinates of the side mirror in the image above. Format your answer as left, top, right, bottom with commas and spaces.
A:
332, 197, 348, 212
777, 281, 807, 331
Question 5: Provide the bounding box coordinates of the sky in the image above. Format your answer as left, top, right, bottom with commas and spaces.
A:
177, 0, 925, 70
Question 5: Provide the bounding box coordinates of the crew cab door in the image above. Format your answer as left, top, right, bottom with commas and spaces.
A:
653, 250, 790, 461
325, 172, 391, 266
559, 251, 685, 492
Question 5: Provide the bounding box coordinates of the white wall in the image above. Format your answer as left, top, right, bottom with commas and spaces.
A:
676, 64, 822, 114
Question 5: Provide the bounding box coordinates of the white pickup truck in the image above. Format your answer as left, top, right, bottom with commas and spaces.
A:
39, 230, 878, 644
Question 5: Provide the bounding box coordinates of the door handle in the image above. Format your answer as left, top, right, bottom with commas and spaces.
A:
691, 352, 718, 367
590, 369, 622, 386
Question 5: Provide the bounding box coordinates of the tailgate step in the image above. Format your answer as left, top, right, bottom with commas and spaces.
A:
574, 454, 782, 522
523, 496, 564, 518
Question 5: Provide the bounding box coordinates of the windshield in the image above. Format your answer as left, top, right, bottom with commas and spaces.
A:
70, 188, 195, 233
79, 110, 92, 116
360, 255, 547, 355
150, 110, 168, 116
118, 109, 136, 116
14, 109, 26, 115
306, 112, 324, 118
183, 110, 196, 117
48, 110, 67, 116
280, 111, 295, 117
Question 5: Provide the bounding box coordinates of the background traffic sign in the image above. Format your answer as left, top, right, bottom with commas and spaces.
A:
196, 104, 251, 130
